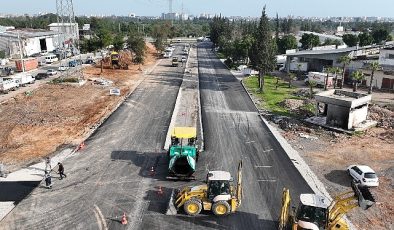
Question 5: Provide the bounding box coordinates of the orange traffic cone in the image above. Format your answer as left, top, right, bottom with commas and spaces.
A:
157, 186, 164, 196
121, 213, 127, 225
77, 142, 85, 151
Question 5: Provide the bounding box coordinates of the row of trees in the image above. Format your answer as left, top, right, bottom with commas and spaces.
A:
342, 28, 392, 47
210, 7, 277, 92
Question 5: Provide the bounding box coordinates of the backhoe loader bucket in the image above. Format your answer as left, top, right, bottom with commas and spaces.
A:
166, 189, 179, 215
351, 181, 375, 210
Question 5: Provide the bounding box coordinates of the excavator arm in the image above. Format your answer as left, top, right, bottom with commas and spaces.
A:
327, 181, 376, 229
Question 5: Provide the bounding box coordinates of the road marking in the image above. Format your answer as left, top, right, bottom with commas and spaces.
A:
94, 204, 108, 230
254, 165, 272, 168
262, 149, 273, 153
93, 208, 103, 230
245, 140, 255, 144
257, 179, 277, 182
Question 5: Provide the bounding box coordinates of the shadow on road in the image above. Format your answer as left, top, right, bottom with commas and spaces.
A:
0, 181, 40, 203
324, 170, 351, 187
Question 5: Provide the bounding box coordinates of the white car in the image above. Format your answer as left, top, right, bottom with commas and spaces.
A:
47, 69, 58, 76
58, 65, 69, 71
347, 165, 379, 187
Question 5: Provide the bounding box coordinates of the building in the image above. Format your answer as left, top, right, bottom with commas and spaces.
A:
309, 90, 373, 130
362, 47, 394, 90
298, 31, 343, 44
48, 23, 79, 43
0, 29, 59, 58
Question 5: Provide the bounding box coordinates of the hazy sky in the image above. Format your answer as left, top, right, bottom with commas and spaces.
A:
1, 0, 393, 17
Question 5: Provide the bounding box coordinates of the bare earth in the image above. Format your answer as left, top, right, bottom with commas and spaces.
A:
282, 117, 394, 230
0, 43, 157, 172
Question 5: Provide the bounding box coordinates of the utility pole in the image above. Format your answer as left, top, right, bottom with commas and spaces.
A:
17, 32, 25, 72
56, 0, 83, 80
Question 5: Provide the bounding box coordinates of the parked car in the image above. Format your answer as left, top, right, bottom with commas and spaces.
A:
347, 165, 379, 187
35, 72, 49, 80
47, 69, 57, 76
58, 65, 69, 71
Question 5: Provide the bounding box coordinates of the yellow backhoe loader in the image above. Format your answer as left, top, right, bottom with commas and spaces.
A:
166, 161, 242, 216
278, 181, 376, 230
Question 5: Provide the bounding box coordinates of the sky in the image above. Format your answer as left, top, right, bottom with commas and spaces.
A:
1, 0, 393, 18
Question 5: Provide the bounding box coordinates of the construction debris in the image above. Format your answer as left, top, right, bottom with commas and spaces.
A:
99, 50, 133, 70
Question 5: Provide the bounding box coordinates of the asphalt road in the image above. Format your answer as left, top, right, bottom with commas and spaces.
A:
0, 46, 185, 230
0, 43, 312, 230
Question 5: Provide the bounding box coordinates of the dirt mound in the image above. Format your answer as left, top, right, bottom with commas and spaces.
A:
368, 104, 394, 129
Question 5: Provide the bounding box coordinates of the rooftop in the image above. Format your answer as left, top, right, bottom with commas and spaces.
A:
315, 90, 372, 108
0, 29, 58, 38
208, 171, 231, 181
300, 194, 330, 209
48, 23, 78, 27
286, 47, 357, 57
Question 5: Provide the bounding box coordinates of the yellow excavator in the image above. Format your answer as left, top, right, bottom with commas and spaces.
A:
278, 181, 376, 230
166, 161, 242, 216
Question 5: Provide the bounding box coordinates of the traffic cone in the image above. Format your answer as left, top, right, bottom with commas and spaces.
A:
149, 167, 155, 176
77, 142, 85, 151
157, 186, 164, 196
121, 213, 127, 225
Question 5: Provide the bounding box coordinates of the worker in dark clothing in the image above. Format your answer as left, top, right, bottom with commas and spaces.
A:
44, 171, 52, 189
58, 162, 67, 179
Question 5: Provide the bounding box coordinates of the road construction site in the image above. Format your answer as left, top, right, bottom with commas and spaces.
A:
0, 42, 372, 230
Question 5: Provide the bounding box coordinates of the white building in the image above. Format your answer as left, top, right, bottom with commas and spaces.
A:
48, 23, 79, 43
0, 29, 59, 58
362, 47, 394, 90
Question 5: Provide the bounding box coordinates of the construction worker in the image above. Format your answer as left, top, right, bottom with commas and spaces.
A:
45, 157, 51, 171
44, 171, 52, 189
58, 162, 67, 179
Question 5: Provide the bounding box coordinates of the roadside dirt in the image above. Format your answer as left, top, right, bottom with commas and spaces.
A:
0, 43, 157, 172
281, 112, 394, 230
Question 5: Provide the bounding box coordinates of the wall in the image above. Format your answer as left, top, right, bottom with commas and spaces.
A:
348, 105, 368, 128
326, 104, 350, 129
379, 49, 394, 66
363, 70, 394, 89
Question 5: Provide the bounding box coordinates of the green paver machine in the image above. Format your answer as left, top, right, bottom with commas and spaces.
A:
167, 127, 199, 180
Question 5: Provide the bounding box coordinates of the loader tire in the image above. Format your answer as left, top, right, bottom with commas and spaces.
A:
184, 198, 202, 216
212, 200, 231, 216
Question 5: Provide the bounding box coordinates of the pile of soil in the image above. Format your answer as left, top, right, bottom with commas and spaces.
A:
368, 104, 394, 129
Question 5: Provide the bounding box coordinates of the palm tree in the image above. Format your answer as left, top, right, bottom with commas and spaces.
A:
368, 62, 381, 94
331, 67, 342, 89
323, 67, 333, 90
351, 70, 365, 92
338, 55, 351, 89
308, 80, 317, 99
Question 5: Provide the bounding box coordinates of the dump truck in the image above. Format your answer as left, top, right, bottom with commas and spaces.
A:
278, 181, 376, 230
167, 161, 242, 216
167, 127, 199, 180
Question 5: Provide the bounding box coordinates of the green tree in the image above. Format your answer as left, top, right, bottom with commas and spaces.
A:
300, 33, 320, 50
249, 6, 277, 92
342, 34, 359, 47
277, 35, 297, 54
351, 70, 364, 92
97, 28, 112, 49
338, 55, 351, 89
358, 33, 373, 47
307, 80, 317, 99
331, 67, 342, 89
367, 62, 381, 94
281, 17, 293, 34
113, 34, 125, 51
372, 29, 390, 44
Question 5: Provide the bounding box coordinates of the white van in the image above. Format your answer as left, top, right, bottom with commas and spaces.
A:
45, 54, 59, 64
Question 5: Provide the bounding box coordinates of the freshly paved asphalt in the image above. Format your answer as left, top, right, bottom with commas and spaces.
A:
0, 43, 312, 230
